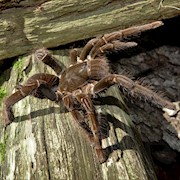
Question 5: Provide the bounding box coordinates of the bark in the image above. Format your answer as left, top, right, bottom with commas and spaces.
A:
0, 50, 157, 180
0, 0, 180, 60
0, 1, 179, 179
114, 45, 180, 153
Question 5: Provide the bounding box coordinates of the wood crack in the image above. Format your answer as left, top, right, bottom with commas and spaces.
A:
42, 119, 51, 180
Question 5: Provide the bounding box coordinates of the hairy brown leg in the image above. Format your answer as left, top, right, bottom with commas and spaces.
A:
93, 74, 175, 110
63, 95, 95, 144
26, 73, 59, 100
89, 21, 163, 58
72, 22, 162, 61
79, 38, 99, 61
69, 48, 82, 65
4, 73, 59, 126
71, 110, 95, 143
4, 81, 40, 126
35, 48, 63, 75
75, 94, 107, 163
91, 41, 137, 59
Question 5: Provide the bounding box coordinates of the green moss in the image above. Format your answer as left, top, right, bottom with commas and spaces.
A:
0, 142, 6, 162
0, 133, 8, 163
13, 56, 23, 71
0, 87, 7, 103
13, 56, 24, 80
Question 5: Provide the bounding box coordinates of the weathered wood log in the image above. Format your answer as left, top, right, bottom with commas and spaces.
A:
0, 0, 179, 61
0, 1, 179, 179
0, 50, 157, 179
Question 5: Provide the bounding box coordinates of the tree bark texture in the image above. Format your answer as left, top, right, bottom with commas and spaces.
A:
0, 50, 157, 180
114, 45, 180, 153
0, 0, 180, 61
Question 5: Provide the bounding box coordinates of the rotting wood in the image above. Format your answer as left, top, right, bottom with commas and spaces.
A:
0, 50, 157, 180
0, 0, 180, 61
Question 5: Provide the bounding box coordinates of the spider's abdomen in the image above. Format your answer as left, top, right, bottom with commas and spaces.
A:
59, 62, 89, 92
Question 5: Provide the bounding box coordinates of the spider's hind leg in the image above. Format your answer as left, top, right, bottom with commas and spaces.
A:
93, 74, 176, 111
75, 94, 107, 163
63, 95, 96, 149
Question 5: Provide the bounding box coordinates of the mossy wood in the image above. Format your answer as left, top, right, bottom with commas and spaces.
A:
0, 50, 157, 179
0, 0, 179, 61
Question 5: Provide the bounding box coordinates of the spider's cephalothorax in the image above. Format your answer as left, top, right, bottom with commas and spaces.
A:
4, 21, 178, 163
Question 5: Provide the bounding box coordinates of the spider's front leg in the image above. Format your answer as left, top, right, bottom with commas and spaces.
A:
35, 48, 64, 75
4, 73, 59, 126
79, 21, 163, 60
69, 48, 82, 65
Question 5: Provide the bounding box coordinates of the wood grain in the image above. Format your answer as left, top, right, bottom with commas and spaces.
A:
0, 50, 157, 179
0, 0, 179, 60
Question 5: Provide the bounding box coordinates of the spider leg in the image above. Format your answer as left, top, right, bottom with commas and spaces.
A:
35, 83, 58, 100
63, 95, 95, 144
91, 41, 137, 58
71, 110, 95, 143
26, 73, 60, 100
35, 48, 64, 75
4, 73, 60, 126
93, 74, 176, 110
79, 38, 99, 61
69, 48, 82, 65
4, 81, 40, 126
75, 94, 107, 163
88, 21, 163, 58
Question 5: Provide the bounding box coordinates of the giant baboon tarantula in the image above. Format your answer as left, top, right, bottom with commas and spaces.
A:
4, 21, 178, 163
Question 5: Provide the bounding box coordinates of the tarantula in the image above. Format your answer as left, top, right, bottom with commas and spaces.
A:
4, 21, 178, 163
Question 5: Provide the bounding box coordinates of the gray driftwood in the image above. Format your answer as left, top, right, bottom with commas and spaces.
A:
0, 50, 157, 179
0, 0, 180, 60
